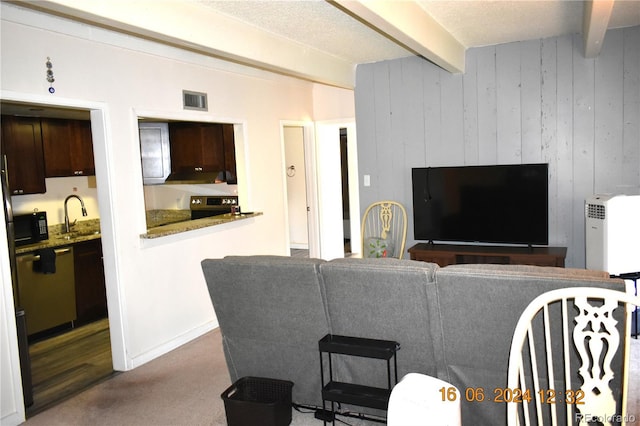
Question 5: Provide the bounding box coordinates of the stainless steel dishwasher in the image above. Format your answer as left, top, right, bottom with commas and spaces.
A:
16, 247, 76, 336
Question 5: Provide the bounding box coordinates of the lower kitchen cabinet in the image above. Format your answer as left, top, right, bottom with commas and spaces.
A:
74, 239, 107, 325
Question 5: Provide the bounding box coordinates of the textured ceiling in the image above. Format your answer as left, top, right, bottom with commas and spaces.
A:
195, 0, 414, 63
4, 0, 638, 116
199, 0, 640, 64
417, 0, 640, 47
3, 0, 640, 91
417, 0, 584, 47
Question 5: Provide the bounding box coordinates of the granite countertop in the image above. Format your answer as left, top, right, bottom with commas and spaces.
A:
142, 211, 263, 239
14, 211, 263, 253
15, 219, 101, 255
145, 209, 192, 228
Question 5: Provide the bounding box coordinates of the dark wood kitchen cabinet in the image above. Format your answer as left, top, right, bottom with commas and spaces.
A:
221, 123, 237, 183
41, 118, 95, 177
1, 115, 46, 195
74, 239, 107, 325
168, 122, 236, 181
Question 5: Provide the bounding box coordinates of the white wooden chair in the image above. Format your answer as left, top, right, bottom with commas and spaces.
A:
361, 201, 407, 259
507, 287, 640, 426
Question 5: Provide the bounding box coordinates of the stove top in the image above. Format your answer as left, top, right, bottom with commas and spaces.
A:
190, 196, 238, 219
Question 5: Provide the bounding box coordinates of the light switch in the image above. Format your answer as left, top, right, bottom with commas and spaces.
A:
364, 175, 370, 187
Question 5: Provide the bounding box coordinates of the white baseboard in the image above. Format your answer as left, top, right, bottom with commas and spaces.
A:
1, 411, 25, 426
127, 320, 219, 370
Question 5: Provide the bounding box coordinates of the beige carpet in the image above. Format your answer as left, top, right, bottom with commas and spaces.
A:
25, 328, 232, 426
24, 329, 640, 425
23, 328, 373, 426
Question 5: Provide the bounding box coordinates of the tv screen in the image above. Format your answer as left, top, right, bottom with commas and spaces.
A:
412, 164, 549, 246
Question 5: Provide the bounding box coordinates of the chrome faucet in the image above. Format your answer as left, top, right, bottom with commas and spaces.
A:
64, 194, 88, 233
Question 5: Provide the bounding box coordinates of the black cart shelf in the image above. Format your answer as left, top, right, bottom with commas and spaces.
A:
616, 271, 640, 339
318, 334, 400, 424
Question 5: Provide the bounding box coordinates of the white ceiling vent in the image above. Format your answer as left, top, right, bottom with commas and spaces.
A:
183, 90, 208, 111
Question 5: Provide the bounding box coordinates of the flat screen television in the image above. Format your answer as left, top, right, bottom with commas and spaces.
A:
412, 163, 549, 246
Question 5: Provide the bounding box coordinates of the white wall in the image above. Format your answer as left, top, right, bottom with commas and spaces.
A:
355, 27, 640, 266
0, 4, 354, 423
312, 84, 356, 120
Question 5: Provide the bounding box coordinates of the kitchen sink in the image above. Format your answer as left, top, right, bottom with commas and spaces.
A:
58, 230, 101, 240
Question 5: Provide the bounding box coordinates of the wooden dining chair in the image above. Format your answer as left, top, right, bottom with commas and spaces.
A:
361, 201, 407, 259
507, 287, 640, 425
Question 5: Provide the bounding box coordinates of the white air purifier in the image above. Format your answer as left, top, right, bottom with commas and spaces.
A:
585, 194, 640, 275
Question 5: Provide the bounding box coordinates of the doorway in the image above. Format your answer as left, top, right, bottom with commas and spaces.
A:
283, 121, 360, 260
282, 122, 319, 259
284, 126, 309, 254
0, 100, 114, 416
313, 121, 360, 260
339, 128, 351, 256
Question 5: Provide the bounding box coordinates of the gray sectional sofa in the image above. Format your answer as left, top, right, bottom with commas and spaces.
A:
201, 256, 625, 425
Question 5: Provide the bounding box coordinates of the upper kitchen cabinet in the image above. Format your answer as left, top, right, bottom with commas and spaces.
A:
169, 121, 224, 173
221, 123, 237, 184
168, 122, 236, 183
1, 115, 46, 195
42, 118, 95, 177
139, 122, 171, 185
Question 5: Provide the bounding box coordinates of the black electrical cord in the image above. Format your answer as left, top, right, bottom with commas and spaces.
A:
291, 402, 386, 424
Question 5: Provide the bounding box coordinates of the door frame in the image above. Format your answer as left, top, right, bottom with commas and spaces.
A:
280, 121, 320, 258
315, 120, 360, 259
0, 90, 126, 404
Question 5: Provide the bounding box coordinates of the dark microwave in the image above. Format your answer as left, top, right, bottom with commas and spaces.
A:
13, 211, 49, 246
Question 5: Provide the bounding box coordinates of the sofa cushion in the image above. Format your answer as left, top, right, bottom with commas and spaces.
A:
433, 264, 625, 425
320, 258, 440, 405
201, 255, 329, 406
443, 263, 611, 280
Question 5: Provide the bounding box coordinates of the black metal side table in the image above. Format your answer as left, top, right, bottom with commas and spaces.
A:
615, 272, 640, 338
318, 334, 400, 425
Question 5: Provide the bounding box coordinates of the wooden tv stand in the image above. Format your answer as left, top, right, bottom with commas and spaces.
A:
408, 243, 567, 267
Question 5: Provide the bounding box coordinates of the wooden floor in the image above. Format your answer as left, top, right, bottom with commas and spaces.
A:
26, 318, 115, 417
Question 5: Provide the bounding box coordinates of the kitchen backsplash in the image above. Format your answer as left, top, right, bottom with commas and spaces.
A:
143, 182, 237, 210
10, 176, 100, 225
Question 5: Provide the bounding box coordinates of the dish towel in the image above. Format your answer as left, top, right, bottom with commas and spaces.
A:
34, 248, 56, 274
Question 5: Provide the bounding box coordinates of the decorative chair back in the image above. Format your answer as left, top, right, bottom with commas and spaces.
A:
507, 287, 640, 426
361, 201, 407, 259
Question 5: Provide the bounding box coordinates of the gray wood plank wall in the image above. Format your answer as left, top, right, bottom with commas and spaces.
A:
354, 27, 640, 267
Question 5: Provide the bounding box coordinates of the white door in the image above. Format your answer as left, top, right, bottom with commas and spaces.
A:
284, 126, 309, 250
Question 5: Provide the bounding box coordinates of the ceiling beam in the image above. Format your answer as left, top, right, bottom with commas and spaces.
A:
331, 0, 465, 73
15, 0, 356, 88
583, 0, 615, 58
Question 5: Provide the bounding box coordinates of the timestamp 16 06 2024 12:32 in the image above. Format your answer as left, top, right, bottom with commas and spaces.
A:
439, 387, 586, 405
